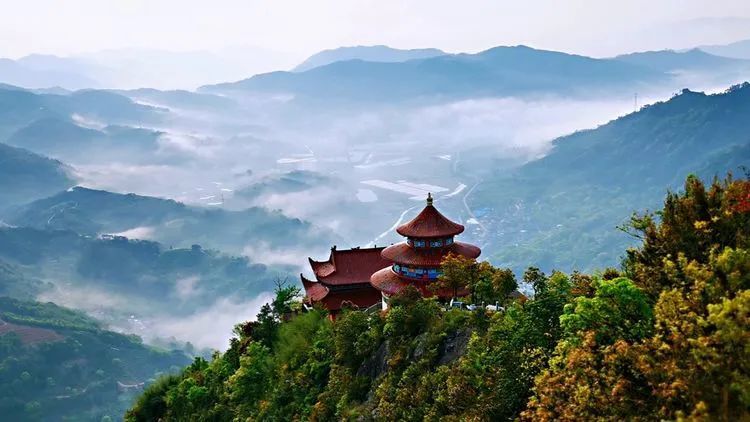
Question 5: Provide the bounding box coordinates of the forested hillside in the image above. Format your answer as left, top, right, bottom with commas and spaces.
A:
127, 173, 750, 421
0, 226, 284, 324
472, 82, 750, 274
0, 297, 189, 421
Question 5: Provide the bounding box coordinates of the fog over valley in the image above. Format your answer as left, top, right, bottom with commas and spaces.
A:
1, 4, 750, 418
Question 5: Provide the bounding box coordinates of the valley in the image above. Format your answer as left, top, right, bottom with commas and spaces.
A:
1, 28, 750, 420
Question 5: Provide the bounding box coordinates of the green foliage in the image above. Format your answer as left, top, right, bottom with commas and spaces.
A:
524, 174, 750, 421
129, 173, 750, 422
560, 277, 653, 345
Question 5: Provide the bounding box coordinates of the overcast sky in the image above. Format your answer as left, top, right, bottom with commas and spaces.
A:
3, 0, 750, 60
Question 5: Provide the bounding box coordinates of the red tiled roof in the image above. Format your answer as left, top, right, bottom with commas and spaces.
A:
321, 287, 381, 311
370, 267, 469, 298
396, 198, 464, 238
301, 274, 381, 312
309, 246, 391, 286
301, 274, 329, 302
381, 241, 481, 266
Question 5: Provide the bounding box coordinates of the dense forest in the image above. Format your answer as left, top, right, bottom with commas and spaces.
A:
0, 298, 189, 421
127, 173, 750, 421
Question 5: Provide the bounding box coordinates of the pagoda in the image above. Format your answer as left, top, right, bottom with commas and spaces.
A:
301, 246, 391, 319
370, 193, 481, 303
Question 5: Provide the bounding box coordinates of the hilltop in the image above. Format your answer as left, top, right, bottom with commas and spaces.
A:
293, 45, 446, 72
127, 173, 750, 421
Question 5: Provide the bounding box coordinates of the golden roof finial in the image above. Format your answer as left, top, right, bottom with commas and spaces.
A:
427, 192, 433, 206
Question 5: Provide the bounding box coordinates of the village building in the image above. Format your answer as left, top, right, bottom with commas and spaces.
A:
301, 193, 482, 315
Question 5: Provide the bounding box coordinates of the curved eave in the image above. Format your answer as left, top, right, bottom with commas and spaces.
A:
381, 241, 481, 266
300, 273, 330, 302
370, 267, 469, 298
308, 256, 335, 278
370, 267, 408, 296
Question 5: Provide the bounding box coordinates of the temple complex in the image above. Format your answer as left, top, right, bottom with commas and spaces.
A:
301, 193, 481, 315
301, 245, 390, 319
370, 193, 481, 304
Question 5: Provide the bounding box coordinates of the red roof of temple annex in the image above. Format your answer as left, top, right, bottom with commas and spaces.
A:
308, 246, 390, 286
396, 194, 465, 238
301, 246, 389, 317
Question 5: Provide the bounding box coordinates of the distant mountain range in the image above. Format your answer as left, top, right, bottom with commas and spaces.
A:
614, 48, 750, 73
293, 45, 446, 72
0, 47, 297, 90
203, 45, 668, 102
472, 82, 750, 273
0, 56, 100, 90
3, 41, 750, 96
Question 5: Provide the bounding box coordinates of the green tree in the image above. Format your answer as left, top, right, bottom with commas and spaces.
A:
436, 253, 475, 299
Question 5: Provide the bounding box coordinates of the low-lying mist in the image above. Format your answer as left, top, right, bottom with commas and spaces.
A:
20, 79, 741, 349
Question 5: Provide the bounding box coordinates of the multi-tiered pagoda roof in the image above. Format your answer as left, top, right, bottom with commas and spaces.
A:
371, 194, 481, 299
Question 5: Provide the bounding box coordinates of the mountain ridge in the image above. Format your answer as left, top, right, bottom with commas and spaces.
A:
202, 45, 666, 102
293, 45, 446, 72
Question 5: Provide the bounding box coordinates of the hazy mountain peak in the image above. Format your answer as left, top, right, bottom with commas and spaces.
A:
293, 45, 446, 72
697, 38, 750, 60
614, 48, 750, 72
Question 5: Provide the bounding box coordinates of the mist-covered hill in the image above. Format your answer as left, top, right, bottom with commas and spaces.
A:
293, 45, 446, 72
0, 85, 164, 141
698, 39, 750, 59
0, 142, 75, 208
4, 186, 335, 255
0, 56, 100, 90
0, 226, 280, 316
472, 82, 750, 272
0, 296, 190, 421
202, 45, 666, 102
5, 117, 163, 163
235, 170, 334, 199
115, 88, 239, 112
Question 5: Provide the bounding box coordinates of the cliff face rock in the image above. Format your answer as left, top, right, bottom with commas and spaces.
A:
356, 327, 473, 385
438, 328, 472, 365
357, 339, 390, 381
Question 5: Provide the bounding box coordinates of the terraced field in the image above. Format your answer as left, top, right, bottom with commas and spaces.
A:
0, 318, 63, 344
